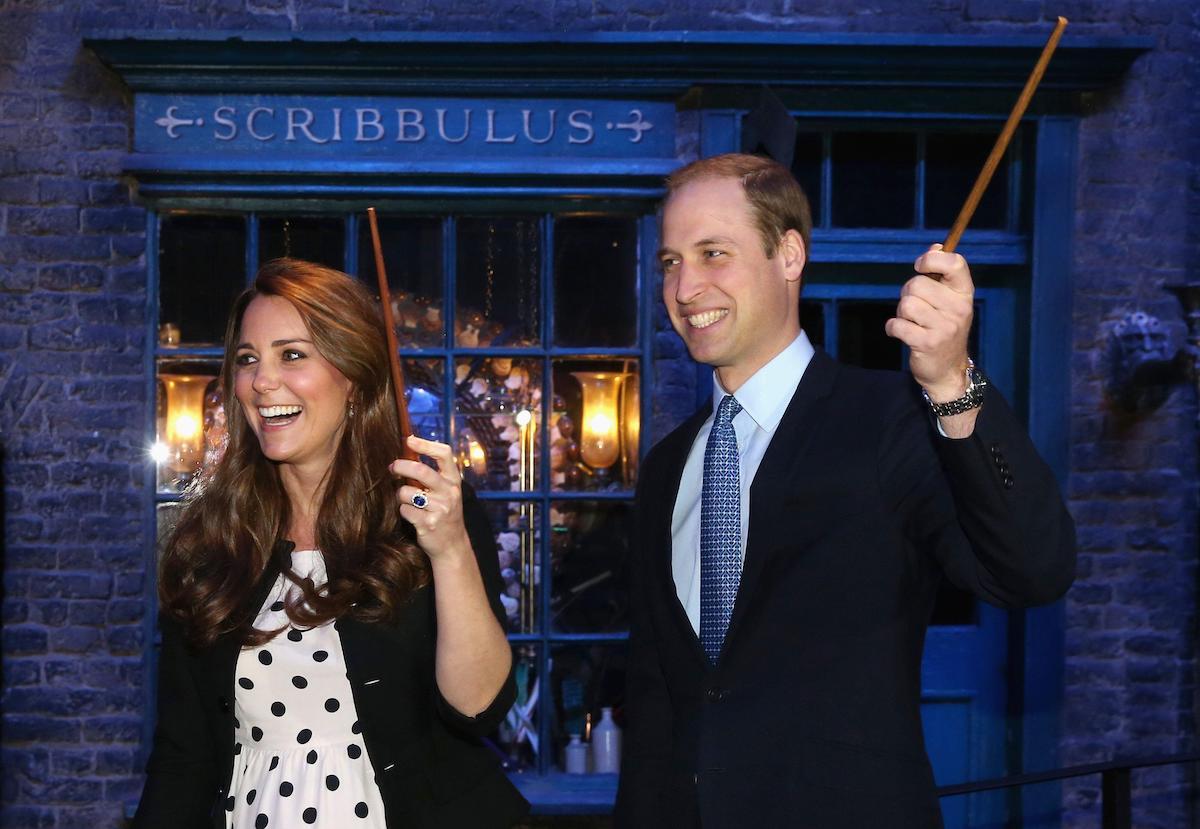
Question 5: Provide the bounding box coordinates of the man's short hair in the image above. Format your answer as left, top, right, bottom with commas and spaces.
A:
665, 152, 813, 259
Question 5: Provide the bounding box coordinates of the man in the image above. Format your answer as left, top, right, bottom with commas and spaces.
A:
614, 153, 1075, 828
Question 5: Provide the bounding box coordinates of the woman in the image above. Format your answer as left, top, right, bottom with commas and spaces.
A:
134, 259, 529, 829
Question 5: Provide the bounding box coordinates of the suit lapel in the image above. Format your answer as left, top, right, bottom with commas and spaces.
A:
648, 404, 712, 667
722, 349, 839, 655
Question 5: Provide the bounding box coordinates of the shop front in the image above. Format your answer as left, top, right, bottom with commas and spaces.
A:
87, 30, 1140, 820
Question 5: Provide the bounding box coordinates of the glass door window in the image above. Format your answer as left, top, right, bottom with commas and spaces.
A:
152, 207, 650, 780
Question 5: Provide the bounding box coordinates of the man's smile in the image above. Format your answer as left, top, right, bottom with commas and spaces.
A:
685, 309, 729, 329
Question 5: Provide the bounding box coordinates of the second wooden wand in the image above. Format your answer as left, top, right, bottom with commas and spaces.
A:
943, 16, 1068, 253
366, 207, 418, 462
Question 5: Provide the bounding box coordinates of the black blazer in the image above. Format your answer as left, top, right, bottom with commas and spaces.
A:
133, 488, 530, 829
614, 350, 1075, 829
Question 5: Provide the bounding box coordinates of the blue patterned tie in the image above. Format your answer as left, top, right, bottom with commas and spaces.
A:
700, 394, 743, 664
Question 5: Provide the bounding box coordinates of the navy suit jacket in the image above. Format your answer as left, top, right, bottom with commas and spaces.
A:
614, 350, 1075, 829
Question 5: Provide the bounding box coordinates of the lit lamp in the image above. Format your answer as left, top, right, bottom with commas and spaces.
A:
619, 371, 639, 485
570, 371, 625, 472
455, 428, 488, 479
157, 373, 217, 482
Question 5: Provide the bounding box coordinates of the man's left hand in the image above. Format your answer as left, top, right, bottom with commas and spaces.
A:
884, 244, 974, 402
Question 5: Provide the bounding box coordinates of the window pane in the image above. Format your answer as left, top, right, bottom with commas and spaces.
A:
401, 358, 446, 444
456, 217, 541, 348
357, 216, 444, 348
552, 216, 638, 348
800, 301, 825, 351
837, 301, 903, 371
550, 501, 631, 634
159, 214, 246, 346
156, 357, 223, 494
551, 358, 639, 492
453, 357, 543, 492
791, 131, 824, 228
481, 501, 540, 635
550, 644, 626, 773
259, 216, 345, 271
496, 644, 540, 771
926, 131, 1009, 230
832, 132, 916, 228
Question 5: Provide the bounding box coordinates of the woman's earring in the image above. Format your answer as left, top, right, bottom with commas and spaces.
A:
348, 402, 355, 417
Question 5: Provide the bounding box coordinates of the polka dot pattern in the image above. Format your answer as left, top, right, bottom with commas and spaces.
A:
227, 549, 384, 829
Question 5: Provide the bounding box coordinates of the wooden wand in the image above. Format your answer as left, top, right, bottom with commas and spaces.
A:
942, 16, 1068, 253
366, 207, 419, 463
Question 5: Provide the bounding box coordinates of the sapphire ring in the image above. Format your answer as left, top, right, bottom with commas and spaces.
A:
411, 491, 429, 510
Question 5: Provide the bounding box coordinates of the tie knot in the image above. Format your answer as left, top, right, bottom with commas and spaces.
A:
716, 394, 742, 425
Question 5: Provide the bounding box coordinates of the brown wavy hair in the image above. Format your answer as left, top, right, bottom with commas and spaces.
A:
159, 258, 430, 648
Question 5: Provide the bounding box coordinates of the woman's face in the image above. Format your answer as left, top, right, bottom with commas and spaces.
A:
233, 295, 354, 476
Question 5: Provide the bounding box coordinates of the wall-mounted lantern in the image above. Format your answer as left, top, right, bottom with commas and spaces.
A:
571, 371, 626, 472
155, 371, 220, 488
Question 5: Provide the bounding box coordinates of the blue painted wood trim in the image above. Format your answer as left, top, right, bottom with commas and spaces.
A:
398, 347, 644, 358
1021, 115, 1078, 829
85, 31, 1149, 97
245, 212, 259, 281
510, 770, 617, 815
537, 214, 555, 774
343, 212, 358, 277
124, 155, 680, 178
135, 180, 668, 201
699, 110, 739, 161
640, 214, 657, 454
140, 209, 161, 766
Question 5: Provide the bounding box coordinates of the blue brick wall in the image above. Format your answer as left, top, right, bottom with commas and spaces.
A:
1061, 3, 1199, 827
2, 2, 1197, 827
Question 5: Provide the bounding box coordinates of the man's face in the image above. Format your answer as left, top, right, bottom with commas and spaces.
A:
659, 175, 804, 392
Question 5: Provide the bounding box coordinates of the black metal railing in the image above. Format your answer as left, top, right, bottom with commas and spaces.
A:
936, 752, 1200, 829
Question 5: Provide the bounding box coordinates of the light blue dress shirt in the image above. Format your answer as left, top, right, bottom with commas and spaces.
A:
671, 331, 816, 635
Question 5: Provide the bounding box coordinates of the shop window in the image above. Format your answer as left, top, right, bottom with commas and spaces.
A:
832, 131, 918, 228
152, 207, 647, 781
791, 121, 1027, 234
259, 215, 345, 270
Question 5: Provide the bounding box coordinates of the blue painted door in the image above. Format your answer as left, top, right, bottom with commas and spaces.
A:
800, 280, 1018, 829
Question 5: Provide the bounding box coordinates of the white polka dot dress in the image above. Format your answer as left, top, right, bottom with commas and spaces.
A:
226, 550, 386, 829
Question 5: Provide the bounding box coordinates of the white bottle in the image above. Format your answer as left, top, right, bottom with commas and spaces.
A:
564, 733, 588, 774
591, 707, 621, 773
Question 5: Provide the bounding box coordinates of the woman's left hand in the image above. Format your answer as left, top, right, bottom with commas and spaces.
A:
390, 435, 472, 563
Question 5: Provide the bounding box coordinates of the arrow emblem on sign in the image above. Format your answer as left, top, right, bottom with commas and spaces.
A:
154, 106, 204, 139
609, 109, 653, 143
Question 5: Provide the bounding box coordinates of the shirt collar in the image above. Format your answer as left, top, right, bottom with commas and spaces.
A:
712, 330, 815, 432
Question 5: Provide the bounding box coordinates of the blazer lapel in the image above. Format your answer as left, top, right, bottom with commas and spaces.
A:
722, 349, 839, 655
208, 542, 291, 701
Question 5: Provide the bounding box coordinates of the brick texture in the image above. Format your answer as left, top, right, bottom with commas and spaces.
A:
1, 2, 1197, 828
